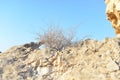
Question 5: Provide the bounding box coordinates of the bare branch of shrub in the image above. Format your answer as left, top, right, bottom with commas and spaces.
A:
37, 26, 75, 51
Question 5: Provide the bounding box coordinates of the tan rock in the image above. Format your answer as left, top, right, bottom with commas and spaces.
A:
1, 38, 120, 80
37, 66, 52, 76
105, 0, 120, 35
106, 59, 119, 72
58, 68, 81, 80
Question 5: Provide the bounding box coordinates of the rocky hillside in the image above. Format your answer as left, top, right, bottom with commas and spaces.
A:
1, 0, 120, 80
0, 38, 120, 80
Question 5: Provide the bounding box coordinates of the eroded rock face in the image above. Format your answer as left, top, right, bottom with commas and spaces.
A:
105, 0, 120, 34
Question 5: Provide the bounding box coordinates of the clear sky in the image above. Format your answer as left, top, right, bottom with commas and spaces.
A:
0, 0, 115, 51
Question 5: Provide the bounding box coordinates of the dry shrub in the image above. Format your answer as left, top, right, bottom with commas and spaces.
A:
37, 26, 75, 51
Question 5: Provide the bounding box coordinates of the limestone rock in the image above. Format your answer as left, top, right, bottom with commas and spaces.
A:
105, 0, 120, 34
0, 38, 120, 80
106, 59, 119, 72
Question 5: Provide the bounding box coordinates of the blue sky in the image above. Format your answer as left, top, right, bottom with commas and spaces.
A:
0, 0, 115, 51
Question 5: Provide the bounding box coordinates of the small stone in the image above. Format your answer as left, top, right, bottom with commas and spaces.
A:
106, 61, 119, 72
18, 72, 27, 79
17, 64, 26, 69
7, 58, 18, 64
0, 68, 3, 74
37, 66, 51, 76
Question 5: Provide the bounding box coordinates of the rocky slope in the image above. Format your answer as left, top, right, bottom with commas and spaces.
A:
1, 0, 120, 80
1, 38, 120, 80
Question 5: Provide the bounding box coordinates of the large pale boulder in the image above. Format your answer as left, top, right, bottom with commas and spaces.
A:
105, 0, 120, 34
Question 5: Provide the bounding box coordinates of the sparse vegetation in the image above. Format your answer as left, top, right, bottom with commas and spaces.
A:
37, 26, 75, 51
